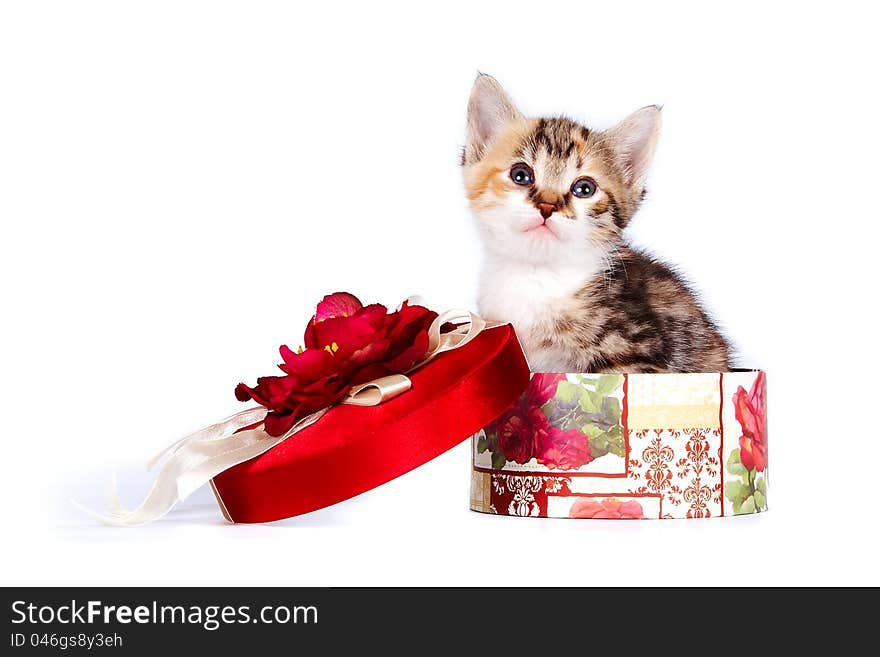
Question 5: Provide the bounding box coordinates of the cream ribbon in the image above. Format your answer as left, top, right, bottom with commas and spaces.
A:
74, 309, 492, 526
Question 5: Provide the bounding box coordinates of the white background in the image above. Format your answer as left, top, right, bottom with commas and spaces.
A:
2, 1, 878, 586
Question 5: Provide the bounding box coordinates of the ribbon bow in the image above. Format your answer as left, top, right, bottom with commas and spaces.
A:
74, 309, 493, 526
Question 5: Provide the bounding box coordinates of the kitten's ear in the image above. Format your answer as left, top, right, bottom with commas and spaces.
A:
605, 105, 662, 188
465, 74, 523, 163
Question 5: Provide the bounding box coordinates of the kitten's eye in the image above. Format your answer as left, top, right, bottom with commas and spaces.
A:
509, 163, 534, 186
571, 177, 598, 198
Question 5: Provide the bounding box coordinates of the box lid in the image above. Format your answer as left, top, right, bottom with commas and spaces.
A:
212, 323, 529, 523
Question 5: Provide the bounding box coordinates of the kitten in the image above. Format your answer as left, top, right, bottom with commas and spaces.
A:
463, 74, 730, 373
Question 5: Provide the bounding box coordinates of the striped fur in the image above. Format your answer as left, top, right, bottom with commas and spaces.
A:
463, 74, 730, 373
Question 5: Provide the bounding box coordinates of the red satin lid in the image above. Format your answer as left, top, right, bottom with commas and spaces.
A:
212, 324, 529, 523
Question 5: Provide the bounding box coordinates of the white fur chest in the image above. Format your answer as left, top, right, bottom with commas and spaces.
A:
477, 259, 598, 371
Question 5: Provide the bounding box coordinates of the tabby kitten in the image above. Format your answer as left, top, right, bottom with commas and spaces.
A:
463, 74, 730, 373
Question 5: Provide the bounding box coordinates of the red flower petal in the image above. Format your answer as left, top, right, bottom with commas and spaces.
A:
526, 373, 567, 407
496, 412, 534, 464
535, 426, 593, 470
347, 362, 394, 386
279, 344, 299, 365
343, 339, 392, 374
569, 498, 603, 518
739, 434, 756, 471
277, 347, 335, 379
313, 292, 363, 323
235, 375, 296, 410
385, 303, 437, 348
602, 498, 622, 512
617, 500, 646, 519
235, 382, 257, 403
359, 303, 393, 329
382, 329, 430, 372
749, 371, 767, 416
237, 293, 439, 438
264, 410, 297, 437
304, 304, 389, 352
733, 373, 768, 472
383, 306, 437, 370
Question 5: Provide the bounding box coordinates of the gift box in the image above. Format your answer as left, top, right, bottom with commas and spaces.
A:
80, 291, 765, 527
211, 321, 530, 523
470, 370, 767, 519
79, 294, 530, 527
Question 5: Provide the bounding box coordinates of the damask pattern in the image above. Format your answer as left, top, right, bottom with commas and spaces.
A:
628, 428, 722, 518
489, 474, 572, 516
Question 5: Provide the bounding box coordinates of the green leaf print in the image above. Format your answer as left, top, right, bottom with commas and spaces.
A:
556, 381, 581, 403
582, 423, 604, 439
725, 480, 748, 504
756, 476, 767, 496
579, 390, 601, 413
605, 397, 622, 424
754, 490, 767, 510
726, 448, 748, 477
595, 374, 624, 396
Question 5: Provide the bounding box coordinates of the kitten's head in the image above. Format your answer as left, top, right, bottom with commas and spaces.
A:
463, 74, 661, 266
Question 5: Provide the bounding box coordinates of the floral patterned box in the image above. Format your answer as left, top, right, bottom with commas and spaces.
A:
470, 371, 767, 519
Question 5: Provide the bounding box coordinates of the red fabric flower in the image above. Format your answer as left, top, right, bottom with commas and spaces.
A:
569, 498, 646, 519
535, 426, 594, 470
485, 373, 565, 464
235, 292, 438, 436
734, 371, 767, 472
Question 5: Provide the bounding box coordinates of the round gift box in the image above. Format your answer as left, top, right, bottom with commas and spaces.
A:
470, 370, 767, 519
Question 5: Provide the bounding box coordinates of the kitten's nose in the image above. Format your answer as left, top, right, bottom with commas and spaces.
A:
536, 202, 557, 219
